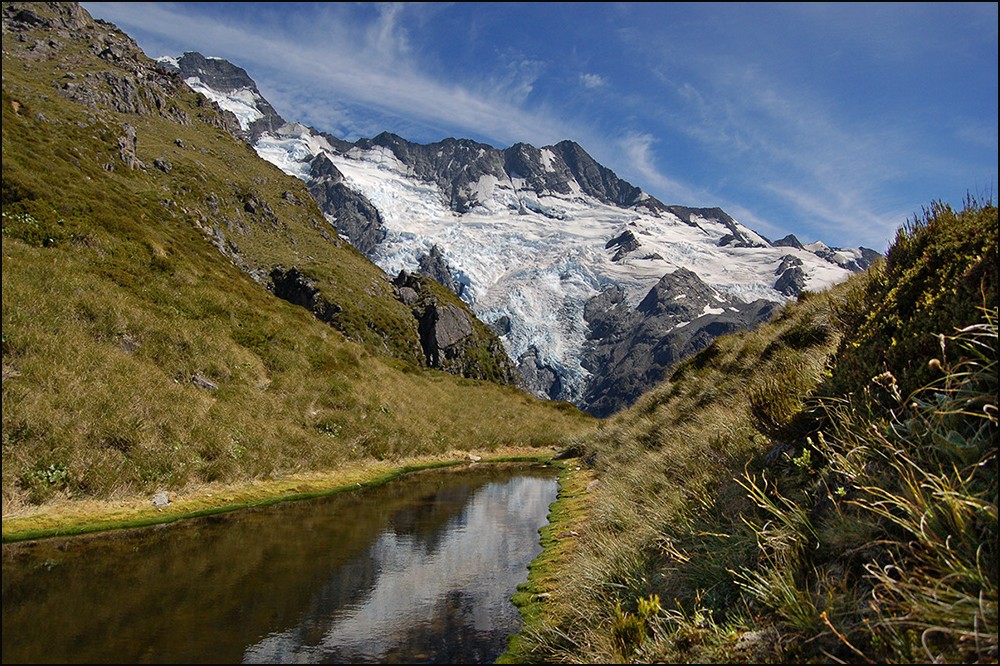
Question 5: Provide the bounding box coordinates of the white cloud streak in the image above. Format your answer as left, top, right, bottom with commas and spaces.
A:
82, 2, 574, 148
660, 61, 919, 248
618, 132, 699, 204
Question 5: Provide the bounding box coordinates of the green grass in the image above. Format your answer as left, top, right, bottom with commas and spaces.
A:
3, 453, 559, 543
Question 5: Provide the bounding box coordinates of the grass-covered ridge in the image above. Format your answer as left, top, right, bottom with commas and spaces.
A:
508, 197, 996, 664
1, 2, 594, 516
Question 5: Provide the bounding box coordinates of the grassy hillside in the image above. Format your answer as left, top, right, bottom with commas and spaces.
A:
506, 197, 996, 664
1, 2, 594, 515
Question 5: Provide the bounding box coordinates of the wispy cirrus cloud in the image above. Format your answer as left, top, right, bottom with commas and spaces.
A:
761, 183, 907, 251
657, 60, 918, 248
80, 2, 996, 251
81, 2, 575, 148
579, 73, 607, 89
618, 132, 700, 205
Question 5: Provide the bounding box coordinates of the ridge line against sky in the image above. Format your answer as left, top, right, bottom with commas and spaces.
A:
80, 2, 998, 251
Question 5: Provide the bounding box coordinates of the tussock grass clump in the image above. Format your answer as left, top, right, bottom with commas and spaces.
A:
738, 307, 997, 663
505, 285, 847, 664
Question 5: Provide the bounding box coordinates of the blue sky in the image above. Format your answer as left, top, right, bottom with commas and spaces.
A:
81, 2, 997, 251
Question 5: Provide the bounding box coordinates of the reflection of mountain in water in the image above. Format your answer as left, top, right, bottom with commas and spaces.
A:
1, 466, 556, 665
241, 475, 557, 664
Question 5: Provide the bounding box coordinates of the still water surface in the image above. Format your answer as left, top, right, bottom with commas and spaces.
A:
2, 463, 558, 664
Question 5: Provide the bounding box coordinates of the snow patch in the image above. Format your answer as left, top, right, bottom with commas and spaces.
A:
539, 148, 557, 172
185, 77, 262, 130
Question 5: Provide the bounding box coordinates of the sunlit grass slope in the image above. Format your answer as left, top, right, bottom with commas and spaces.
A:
1, 2, 594, 514
508, 197, 996, 664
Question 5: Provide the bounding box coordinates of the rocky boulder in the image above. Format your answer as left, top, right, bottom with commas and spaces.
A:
393, 272, 519, 384
269, 266, 342, 323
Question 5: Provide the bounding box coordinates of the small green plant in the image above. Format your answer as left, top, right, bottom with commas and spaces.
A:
610, 593, 662, 658
790, 447, 813, 472
26, 463, 70, 486
20, 463, 71, 502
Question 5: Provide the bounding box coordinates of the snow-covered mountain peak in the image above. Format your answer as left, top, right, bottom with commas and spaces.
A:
167, 53, 881, 413
157, 52, 285, 141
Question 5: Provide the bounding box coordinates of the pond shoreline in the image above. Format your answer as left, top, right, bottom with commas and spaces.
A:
2, 446, 564, 543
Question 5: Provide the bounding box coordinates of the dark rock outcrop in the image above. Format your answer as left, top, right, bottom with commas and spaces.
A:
307, 153, 387, 255
775, 254, 804, 275
667, 206, 767, 248
774, 266, 807, 297
417, 302, 474, 366
774, 254, 807, 296
605, 230, 641, 262
517, 346, 563, 400
417, 245, 466, 298
392, 272, 519, 384
580, 268, 779, 416
772, 234, 805, 250
269, 266, 342, 323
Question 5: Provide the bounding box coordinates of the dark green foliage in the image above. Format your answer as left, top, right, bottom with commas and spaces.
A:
828, 196, 997, 399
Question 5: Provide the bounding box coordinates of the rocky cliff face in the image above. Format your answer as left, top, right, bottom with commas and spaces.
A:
665, 206, 769, 248
580, 268, 779, 416
157, 51, 286, 143
392, 272, 520, 385
349, 132, 669, 217
306, 152, 387, 256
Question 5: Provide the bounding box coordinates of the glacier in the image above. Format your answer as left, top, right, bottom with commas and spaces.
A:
249, 124, 854, 402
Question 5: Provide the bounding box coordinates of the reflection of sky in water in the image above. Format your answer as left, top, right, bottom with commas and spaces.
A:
242, 476, 556, 664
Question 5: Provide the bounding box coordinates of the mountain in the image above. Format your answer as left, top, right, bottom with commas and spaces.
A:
163, 52, 881, 414
6, 11, 518, 387
155, 51, 286, 143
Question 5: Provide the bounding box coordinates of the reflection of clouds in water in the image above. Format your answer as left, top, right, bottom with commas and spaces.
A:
242, 476, 555, 664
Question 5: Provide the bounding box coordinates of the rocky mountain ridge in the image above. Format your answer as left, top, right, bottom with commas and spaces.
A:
160, 49, 881, 414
